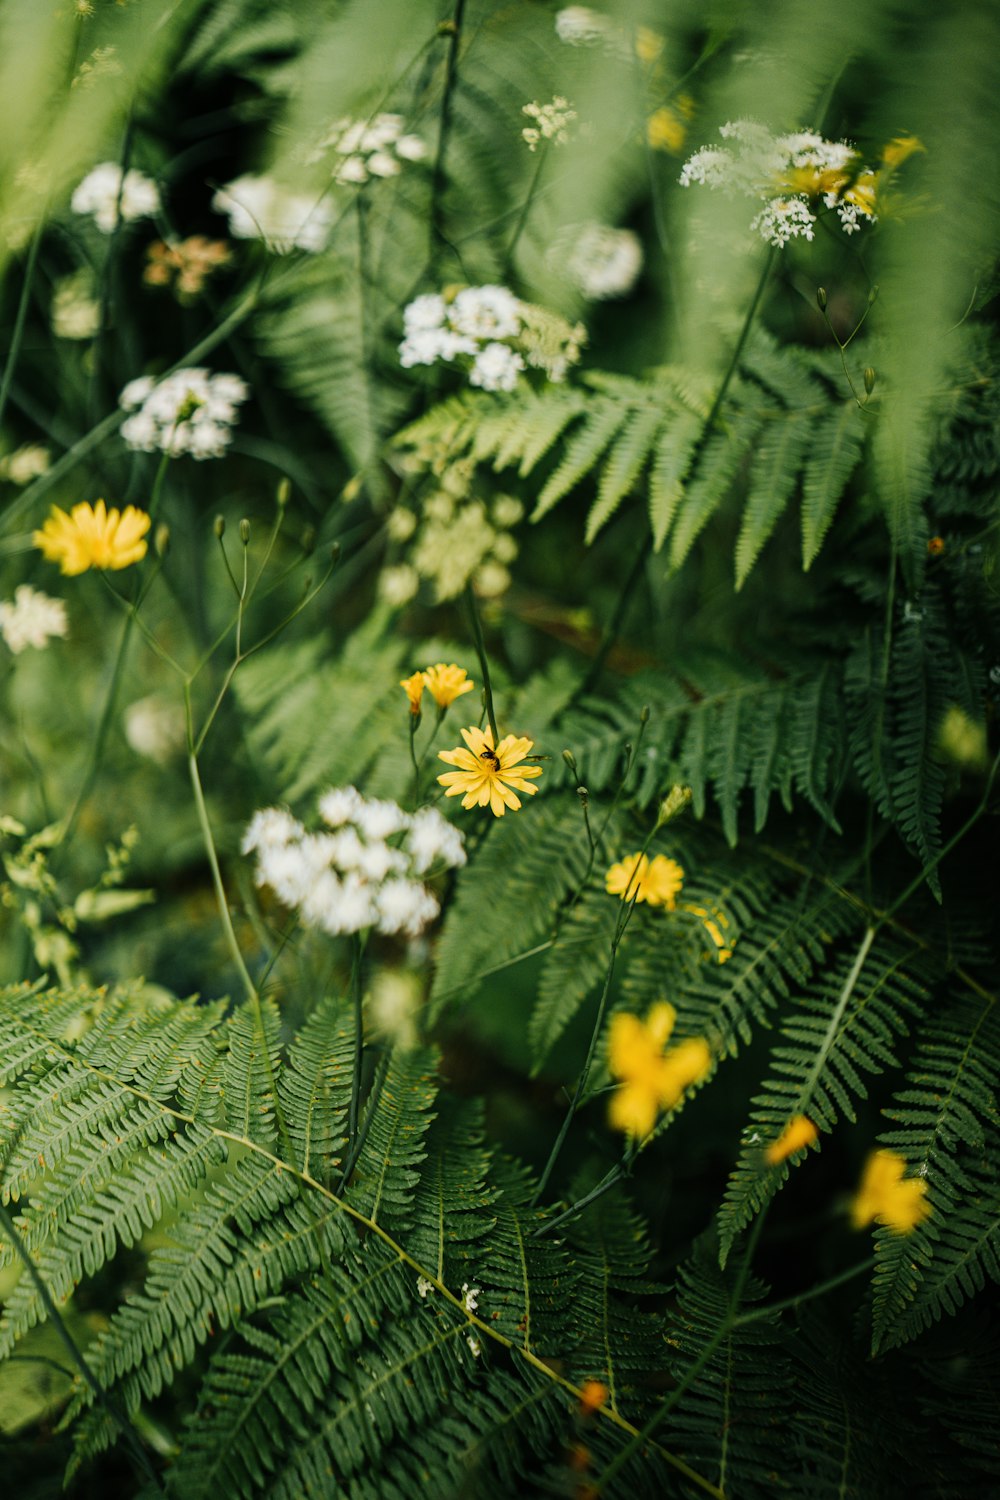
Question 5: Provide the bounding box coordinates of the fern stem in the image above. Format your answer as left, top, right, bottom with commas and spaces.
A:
346, 932, 367, 1159
0, 1202, 163, 1492
732, 1255, 876, 1326
800, 925, 876, 1108
466, 582, 500, 743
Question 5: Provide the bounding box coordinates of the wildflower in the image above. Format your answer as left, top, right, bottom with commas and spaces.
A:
51, 270, 100, 339
578, 1380, 608, 1416
416, 1275, 434, 1298
555, 7, 612, 45
881, 133, 924, 169
462, 1283, 481, 1312
551, 222, 643, 300
246, 787, 464, 938
850, 1149, 931, 1235
422, 663, 475, 709
123, 694, 186, 764
466, 1334, 482, 1357
405, 807, 467, 873
398, 285, 581, 392
927, 536, 945, 556
33, 500, 150, 576
379, 563, 419, 607
937, 705, 988, 771
143, 237, 231, 300
0, 585, 68, 653
0, 443, 50, 485
521, 97, 577, 152
438, 725, 543, 817
469, 342, 525, 392
71, 162, 160, 233
211, 174, 332, 253
473, 561, 511, 598
647, 102, 691, 155
608, 1002, 711, 1138
605, 852, 684, 909
318, 113, 428, 184
119, 368, 249, 460
765, 1115, 819, 1165
400, 671, 426, 714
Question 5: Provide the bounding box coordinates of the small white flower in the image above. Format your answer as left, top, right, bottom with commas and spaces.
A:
396, 135, 429, 162
521, 97, 577, 151
555, 6, 612, 45
473, 561, 512, 598
491, 495, 524, 528
318, 786, 366, 827
0, 444, 51, 486
335, 156, 369, 185
462, 1283, 481, 1313
405, 807, 466, 874
387, 507, 417, 542
0, 585, 68, 654
466, 1334, 482, 1357
378, 563, 420, 607
51, 270, 101, 340
416, 1275, 435, 1299
71, 162, 160, 233
241, 807, 305, 855
375, 878, 439, 937
212, 174, 332, 254
469, 342, 525, 392
450, 286, 522, 341
123, 694, 185, 764
355, 798, 410, 841
555, 222, 643, 300
403, 293, 447, 333
366, 151, 400, 179
118, 368, 249, 460
749, 196, 815, 248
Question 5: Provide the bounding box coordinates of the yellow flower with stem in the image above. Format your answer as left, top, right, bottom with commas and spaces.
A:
605, 852, 684, 909
33, 499, 150, 576
399, 671, 426, 715
608, 1002, 711, 1138
422, 662, 475, 709
437, 724, 542, 816
850, 1149, 930, 1235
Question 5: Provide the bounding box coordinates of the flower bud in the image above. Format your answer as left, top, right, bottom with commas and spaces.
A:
154, 523, 170, 558
276, 478, 291, 510
816, 286, 828, 311
301, 525, 316, 555
868, 284, 880, 305
657, 784, 692, 827
562, 748, 579, 774
239, 518, 251, 545
863, 367, 876, 395
576, 785, 590, 808
213, 514, 226, 538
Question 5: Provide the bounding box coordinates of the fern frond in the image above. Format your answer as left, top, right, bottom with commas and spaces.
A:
870, 988, 1000, 1353
800, 401, 864, 568
734, 410, 811, 587
668, 410, 763, 570
346, 1045, 438, 1231
718, 933, 926, 1263
649, 407, 704, 549
585, 404, 666, 544
278, 990, 353, 1178
529, 884, 618, 1070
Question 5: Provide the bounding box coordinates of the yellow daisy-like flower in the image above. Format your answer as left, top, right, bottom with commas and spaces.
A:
850, 1149, 931, 1235
765, 1115, 819, 1165
607, 1002, 711, 1138
399, 671, 426, 714
437, 724, 542, 817
33, 499, 150, 576
422, 662, 475, 709
605, 852, 685, 909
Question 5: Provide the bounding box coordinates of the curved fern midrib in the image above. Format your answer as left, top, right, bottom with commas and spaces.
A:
5, 1012, 722, 1499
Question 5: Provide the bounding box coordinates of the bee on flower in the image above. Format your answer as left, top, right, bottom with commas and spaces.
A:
438, 725, 542, 817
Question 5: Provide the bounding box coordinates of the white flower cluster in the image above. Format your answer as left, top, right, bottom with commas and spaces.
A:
521, 96, 577, 152
243, 790, 465, 939
119, 368, 250, 459
212, 175, 332, 254
553, 222, 643, 299
316, 113, 428, 185
399, 286, 582, 393
679, 122, 877, 247
0, 443, 50, 485
52, 269, 101, 340
0, 585, 68, 654
71, 162, 160, 233
555, 6, 612, 45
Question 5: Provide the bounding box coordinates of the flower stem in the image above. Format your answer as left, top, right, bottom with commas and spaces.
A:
466, 583, 500, 744
502, 141, 547, 276
429, 0, 467, 260
0, 217, 43, 438
346, 932, 367, 1156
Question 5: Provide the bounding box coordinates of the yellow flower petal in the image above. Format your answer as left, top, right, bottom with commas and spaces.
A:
33, 499, 150, 575
765, 1115, 819, 1165
423, 662, 475, 708
436, 723, 543, 817
850, 1149, 931, 1235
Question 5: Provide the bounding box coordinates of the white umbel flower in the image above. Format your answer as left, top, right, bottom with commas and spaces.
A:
0, 585, 68, 654
71, 162, 160, 233
212, 174, 332, 253
119, 368, 249, 459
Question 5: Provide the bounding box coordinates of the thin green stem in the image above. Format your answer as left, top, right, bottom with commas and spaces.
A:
187, 741, 258, 1008
0, 217, 44, 436
502, 141, 546, 275
466, 583, 499, 744
429, 0, 467, 260
346, 933, 366, 1156
732, 1255, 875, 1327
57, 606, 134, 854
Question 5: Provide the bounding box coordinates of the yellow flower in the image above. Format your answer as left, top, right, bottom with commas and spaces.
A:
423, 662, 475, 709
881, 133, 924, 169
33, 499, 150, 576
605, 852, 684, 909
765, 1115, 819, 1165
607, 1002, 711, 1138
437, 723, 542, 817
647, 102, 690, 155
850, 1149, 931, 1235
399, 671, 426, 714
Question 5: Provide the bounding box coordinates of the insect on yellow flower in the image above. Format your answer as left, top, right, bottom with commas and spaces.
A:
399, 671, 426, 714
850, 1148, 931, 1235
437, 724, 542, 817
765, 1115, 819, 1165
607, 1002, 711, 1139
605, 852, 684, 909
33, 499, 150, 576
422, 662, 475, 709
